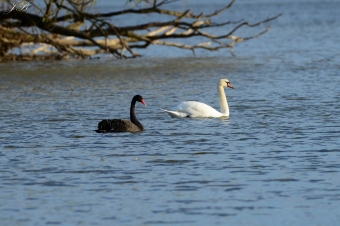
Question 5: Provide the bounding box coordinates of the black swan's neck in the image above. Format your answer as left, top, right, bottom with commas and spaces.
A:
130, 100, 144, 130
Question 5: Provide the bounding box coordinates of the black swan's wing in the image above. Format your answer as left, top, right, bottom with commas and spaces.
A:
95, 119, 142, 133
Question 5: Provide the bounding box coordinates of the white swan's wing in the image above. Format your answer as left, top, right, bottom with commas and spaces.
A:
178, 101, 223, 117
161, 109, 189, 118
163, 101, 223, 118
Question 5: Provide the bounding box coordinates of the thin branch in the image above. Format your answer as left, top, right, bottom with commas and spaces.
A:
52, 0, 235, 23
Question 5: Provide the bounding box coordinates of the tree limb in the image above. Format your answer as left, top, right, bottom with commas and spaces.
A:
0, 0, 281, 61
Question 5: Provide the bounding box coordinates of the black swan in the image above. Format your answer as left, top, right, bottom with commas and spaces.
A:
95, 95, 146, 133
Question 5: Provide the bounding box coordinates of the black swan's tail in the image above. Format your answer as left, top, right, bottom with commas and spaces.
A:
95, 119, 113, 133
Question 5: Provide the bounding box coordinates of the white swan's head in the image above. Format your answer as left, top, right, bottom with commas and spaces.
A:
218, 79, 234, 89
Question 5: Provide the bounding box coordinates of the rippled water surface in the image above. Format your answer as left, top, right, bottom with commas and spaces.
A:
1, 0, 340, 225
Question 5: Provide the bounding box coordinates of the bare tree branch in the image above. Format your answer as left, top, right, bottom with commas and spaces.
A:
0, 0, 281, 61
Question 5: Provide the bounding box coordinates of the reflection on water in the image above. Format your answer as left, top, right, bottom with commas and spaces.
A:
1, 1, 340, 225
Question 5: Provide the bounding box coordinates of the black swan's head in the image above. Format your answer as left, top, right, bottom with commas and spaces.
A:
133, 95, 146, 106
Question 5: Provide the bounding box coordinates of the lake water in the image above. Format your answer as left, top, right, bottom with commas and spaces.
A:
1, 0, 340, 225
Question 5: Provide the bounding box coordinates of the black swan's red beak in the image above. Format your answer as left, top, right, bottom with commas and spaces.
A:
141, 99, 146, 106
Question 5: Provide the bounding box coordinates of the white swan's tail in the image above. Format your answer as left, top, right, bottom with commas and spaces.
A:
161, 109, 189, 118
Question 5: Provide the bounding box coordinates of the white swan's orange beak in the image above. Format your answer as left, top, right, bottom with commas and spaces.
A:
227, 83, 234, 89
141, 99, 147, 106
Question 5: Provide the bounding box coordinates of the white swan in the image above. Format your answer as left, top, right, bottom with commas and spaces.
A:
163, 79, 234, 118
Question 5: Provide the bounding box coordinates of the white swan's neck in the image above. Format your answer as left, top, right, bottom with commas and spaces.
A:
217, 85, 229, 116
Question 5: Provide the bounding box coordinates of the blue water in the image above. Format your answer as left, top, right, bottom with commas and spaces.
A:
1, 0, 340, 225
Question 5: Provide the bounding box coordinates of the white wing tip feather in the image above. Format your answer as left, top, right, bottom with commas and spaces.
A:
161, 109, 188, 118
